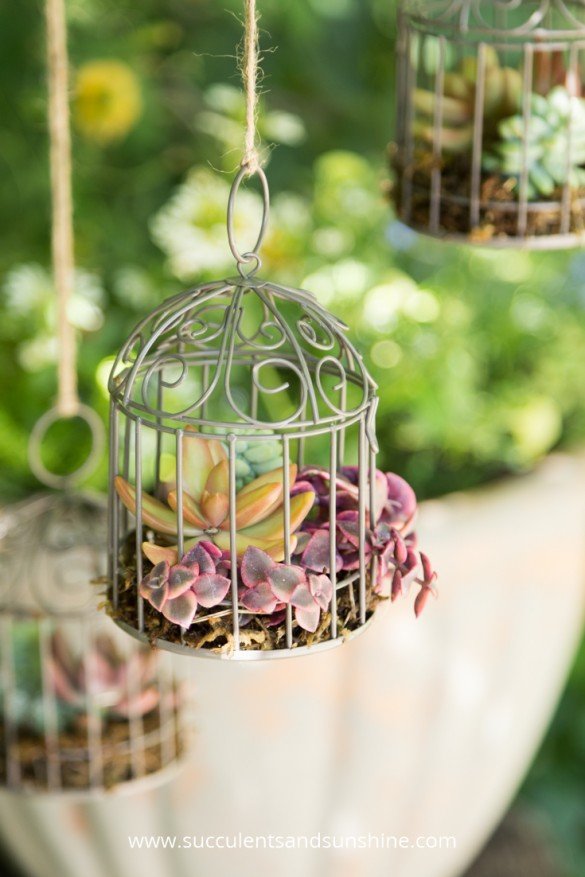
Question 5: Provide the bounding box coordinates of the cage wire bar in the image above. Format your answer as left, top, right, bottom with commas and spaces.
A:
394, 0, 585, 247
0, 493, 184, 795
107, 168, 380, 661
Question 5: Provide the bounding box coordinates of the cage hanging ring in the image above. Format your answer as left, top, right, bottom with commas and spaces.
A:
28, 404, 105, 490
227, 164, 270, 272
236, 251, 262, 278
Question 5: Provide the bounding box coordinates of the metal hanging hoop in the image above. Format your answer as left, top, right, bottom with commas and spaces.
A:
28, 404, 105, 490
227, 164, 270, 276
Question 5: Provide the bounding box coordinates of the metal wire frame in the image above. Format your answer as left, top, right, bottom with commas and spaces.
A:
394, 0, 585, 248
108, 275, 380, 661
406, 0, 585, 39
0, 493, 184, 796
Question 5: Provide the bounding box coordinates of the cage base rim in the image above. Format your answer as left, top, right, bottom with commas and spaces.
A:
396, 220, 585, 251
111, 613, 376, 661
0, 753, 184, 801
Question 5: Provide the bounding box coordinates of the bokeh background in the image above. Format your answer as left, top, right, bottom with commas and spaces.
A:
1, 0, 584, 873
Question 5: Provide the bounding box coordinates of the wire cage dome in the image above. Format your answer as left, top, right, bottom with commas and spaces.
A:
0, 492, 184, 795
392, 0, 585, 247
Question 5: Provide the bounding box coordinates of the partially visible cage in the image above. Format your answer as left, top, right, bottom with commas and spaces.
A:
0, 493, 184, 795
393, 0, 585, 247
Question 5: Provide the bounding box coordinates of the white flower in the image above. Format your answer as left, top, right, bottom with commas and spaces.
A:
2, 263, 105, 371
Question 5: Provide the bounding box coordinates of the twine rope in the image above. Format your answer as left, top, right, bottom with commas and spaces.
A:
241, 0, 261, 174
46, 0, 78, 416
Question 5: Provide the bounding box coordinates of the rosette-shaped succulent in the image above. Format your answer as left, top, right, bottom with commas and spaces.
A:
413, 49, 522, 154
114, 429, 315, 565
299, 467, 437, 617
234, 437, 284, 491
48, 630, 162, 719
483, 86, 585, 199
1, 624, 164, 735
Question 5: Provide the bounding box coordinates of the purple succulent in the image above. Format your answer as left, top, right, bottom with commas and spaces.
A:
239, 546, 333, 633
49, 631, 169, 719
139, 540, 231, 629
299, 466, 437, 617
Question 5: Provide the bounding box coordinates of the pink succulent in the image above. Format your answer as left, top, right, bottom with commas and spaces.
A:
239, 546, 333, 633
49, 631, 166, 719
139, 540, 230, 629
299, 466, 437, 617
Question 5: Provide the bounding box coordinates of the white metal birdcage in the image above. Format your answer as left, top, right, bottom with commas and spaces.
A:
0, 491, 184, 795
106, 167, 387, 661
393, 0, 585, 247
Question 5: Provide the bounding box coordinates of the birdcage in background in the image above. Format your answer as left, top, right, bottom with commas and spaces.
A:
393, 0, 585, 247
0, 492, 184, 794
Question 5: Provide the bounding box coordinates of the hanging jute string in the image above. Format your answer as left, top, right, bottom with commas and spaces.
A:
241, 0, 261, 174
46, 0, 78, 416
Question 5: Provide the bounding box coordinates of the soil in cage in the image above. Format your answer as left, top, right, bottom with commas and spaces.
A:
107, 530, 386, 654
0, 707, 183, 792
390, 150, 585, 242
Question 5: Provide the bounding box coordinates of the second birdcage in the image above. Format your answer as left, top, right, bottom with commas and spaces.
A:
393, 0, 585, 247
0, 492, 185, 794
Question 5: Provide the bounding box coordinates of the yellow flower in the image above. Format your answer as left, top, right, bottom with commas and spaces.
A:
74, 60, 142, 145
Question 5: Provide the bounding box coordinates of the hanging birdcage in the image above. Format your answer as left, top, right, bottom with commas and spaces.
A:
106, 167, 437, 660
392, 0, 585, 247
0, 488, 185, 794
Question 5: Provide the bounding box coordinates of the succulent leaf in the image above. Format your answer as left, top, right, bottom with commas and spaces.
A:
240, 489, 315, 542
267, 564, 306, 603
193, 573, 231, 608
183, 429, 227, 501
143, 542, 179, 566
241, 545, 275, 588
167, 490, 207, 529
140, 560, 170, 609
240, 582, 280, 614
167, 565, 198, 598
308, 574, 333, 611
290, 583, 321, 632
161, 590, 198, 628
114, 476, 181, 536
233, 481, 283, 529
200, 490, 229, 528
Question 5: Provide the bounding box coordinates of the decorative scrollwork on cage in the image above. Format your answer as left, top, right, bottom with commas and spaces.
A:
110, 279, 374, 432
409, 0, 585, 36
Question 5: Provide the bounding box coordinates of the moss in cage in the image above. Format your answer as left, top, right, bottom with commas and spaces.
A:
0, 622, 183, 792
0, 709, 182, 792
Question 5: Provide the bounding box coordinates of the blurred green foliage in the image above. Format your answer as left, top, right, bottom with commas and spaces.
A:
0, 0, 584, 871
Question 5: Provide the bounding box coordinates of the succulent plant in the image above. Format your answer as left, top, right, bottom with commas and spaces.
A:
239, 545, 333, 633
114, 428, 315, 565
483, 86, 585, 199
2, 623, 164, 735
140, 540, 231, 629
299, 467, 437, 617
48, 629, 162, 719
134, 465, 435, 628
234, 437, 284, 491
413, 49, 522, 154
